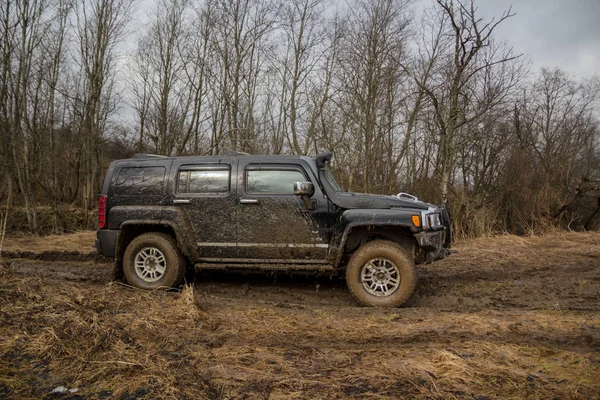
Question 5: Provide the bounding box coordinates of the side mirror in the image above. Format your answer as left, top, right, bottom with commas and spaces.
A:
294, 181, 314, 197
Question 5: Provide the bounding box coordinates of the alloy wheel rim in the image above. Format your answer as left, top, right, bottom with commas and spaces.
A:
134, 247, 166, 282
360, 258, 400, 297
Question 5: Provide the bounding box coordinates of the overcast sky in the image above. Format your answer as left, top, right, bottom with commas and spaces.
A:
470, 0, 600, 79
127, 0, 598, 79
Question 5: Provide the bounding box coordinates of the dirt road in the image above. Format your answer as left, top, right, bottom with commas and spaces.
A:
1, 231, 599, 398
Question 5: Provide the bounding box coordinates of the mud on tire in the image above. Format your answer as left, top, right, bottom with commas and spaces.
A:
123, 233, 185, 290
345, 240, 417, 307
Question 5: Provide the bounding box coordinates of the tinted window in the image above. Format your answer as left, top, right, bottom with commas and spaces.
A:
247, 169, 306, 194
178, 168, 230, 193
115, 167, 165, 196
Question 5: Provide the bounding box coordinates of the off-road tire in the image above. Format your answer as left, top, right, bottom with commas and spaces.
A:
123, 233, 185, 290
345, 240, 417, 307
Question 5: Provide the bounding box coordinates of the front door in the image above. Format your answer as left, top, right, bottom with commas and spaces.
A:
236, 160, 331, 262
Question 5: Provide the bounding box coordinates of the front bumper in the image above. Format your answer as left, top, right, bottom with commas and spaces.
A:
95, 229, 120, 258
414, 229, 449, 263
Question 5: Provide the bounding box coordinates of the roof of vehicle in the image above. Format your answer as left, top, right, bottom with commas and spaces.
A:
126, 153, 316, 164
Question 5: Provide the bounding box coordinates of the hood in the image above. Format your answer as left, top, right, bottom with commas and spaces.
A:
335, 192, 430, 210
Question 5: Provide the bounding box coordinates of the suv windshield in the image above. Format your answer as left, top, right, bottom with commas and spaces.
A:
322, 167, 342, 192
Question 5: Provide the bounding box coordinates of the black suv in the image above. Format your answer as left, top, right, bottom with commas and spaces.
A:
96, 152, 451, 307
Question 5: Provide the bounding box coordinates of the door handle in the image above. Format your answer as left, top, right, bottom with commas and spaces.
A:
240, 198, 260, 205
173, 199, 190, 204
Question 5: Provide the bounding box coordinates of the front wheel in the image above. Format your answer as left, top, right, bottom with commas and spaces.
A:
123, 233, 185, 290
345, 240, 417, 307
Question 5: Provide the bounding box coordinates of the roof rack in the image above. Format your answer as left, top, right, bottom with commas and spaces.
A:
132, 153, 169, 159
223, 150, 251, 156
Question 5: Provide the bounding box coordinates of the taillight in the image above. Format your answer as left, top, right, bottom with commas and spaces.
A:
98, 195, 107, 228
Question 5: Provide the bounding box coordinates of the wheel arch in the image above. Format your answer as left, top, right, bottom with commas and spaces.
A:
335, 223, 417, 268
114, 221, 192, 280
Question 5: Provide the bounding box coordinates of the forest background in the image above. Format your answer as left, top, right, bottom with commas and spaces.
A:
1, 0, 599, 237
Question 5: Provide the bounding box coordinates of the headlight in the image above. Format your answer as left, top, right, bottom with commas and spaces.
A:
421, 212, 443, 229
428, 213, 442, 228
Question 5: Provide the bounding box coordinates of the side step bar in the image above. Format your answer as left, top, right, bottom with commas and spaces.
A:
195, 262, 336, 273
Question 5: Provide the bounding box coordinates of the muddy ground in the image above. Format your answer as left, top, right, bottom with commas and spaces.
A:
0, 231, 599, 399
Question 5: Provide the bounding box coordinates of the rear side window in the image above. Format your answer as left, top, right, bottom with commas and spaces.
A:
177, 167, 230, 194
246, 169, 306, 194
115, 167, 165, 196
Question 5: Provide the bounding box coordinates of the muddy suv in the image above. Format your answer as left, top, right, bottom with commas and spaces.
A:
96, 152, 451, 307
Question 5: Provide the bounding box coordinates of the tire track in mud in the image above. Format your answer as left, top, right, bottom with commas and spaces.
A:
1, 250, 110, 263
4, 260, 112, 283
2, 240, 599, 312
2, 248, 113, 284
3, 256, 599, 312
411, 256, 600, 311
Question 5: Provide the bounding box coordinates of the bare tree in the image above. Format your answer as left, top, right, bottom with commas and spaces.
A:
509, 69, 600, 229
132, 0, 191, 155
517, 69, 599, 186
0, 0, 51, 233
333, 0, 411, 192
280, 0, 328, 155
75, 0, 133, 215
211, 0, 279, 152
180, 0, 214, 154
405, 0, 522, 205
130, 35, 154, 152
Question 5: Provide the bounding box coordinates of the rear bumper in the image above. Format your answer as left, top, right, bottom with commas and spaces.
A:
95, 229, 119, 258
414, 229, 449, 263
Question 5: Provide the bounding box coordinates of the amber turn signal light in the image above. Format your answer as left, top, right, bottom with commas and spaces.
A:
411, 215, 420, 227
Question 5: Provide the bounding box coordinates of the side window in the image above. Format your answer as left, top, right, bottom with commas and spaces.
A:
115, 167, 165, 196
177, 167, 230, 194
246, 169, 306, 194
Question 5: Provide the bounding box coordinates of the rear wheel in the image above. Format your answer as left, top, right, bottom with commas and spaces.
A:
123, 233, 185, 290
345, 240, 417, 307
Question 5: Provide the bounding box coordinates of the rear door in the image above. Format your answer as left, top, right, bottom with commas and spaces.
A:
236, 159, 331, 261
171, 158, 237, 258
107, 160, 170, 230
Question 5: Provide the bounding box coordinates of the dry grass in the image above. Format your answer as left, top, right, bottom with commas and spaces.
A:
0, 272, 598, 398
463, 228, 599, 248
0, 231, 599, 398
1, 231, 95, 253
443, 230, 600, 281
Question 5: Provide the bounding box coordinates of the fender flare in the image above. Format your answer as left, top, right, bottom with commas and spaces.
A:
117, 219, 196, 260
332, 216, 418, 267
